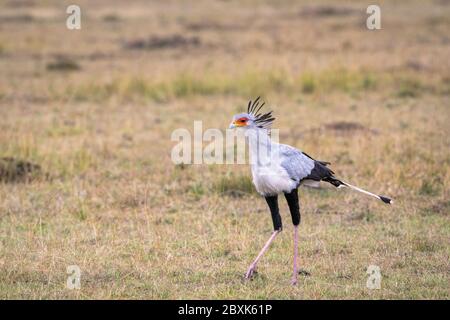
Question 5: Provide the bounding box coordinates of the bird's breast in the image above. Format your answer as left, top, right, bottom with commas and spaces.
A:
251, 164, 296, 196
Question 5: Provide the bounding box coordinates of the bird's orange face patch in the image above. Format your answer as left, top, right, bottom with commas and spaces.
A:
233, 117, 248, 127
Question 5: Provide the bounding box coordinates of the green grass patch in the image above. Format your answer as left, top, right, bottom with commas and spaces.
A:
187, 182, 205, 199
55, 68, 441, 104
47, 58, 81, 72
412, 236, 440, 253
397, 78, 424, 98
213, 173, 255, 197
59, 68, 386, 103
419, 178, 442, 196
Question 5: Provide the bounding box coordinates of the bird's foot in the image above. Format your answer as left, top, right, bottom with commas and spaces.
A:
291, 269, 310, 284
291, 275, 297, 286
291, 270, 297, 286
244, 264, 257, 280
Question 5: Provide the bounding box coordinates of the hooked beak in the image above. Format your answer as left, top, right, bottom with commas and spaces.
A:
229, 122, 236, 129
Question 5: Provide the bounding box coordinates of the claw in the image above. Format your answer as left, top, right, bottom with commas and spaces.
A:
244, 264, 257, 280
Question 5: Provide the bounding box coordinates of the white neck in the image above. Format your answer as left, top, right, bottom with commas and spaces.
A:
246, 128, 274, 166
246, 127, 271, 145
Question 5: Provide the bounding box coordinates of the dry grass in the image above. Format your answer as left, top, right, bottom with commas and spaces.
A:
0, 0, 449, 299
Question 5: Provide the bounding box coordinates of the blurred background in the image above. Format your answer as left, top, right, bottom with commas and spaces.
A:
0, 0, 448, 299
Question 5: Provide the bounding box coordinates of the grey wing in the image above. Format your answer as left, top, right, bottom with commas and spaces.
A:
279, 144, 315, 183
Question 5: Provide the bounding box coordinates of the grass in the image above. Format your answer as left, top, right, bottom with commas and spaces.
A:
0, 0, 449, 299
47, 59, 81, 72
213, 172, 255, 197
419, 178, 442, 197
61, 70, 294, 103
58, 68, 443, 104
397, 79, 425, 98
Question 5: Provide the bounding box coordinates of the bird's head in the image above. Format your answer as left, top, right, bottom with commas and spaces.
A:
229, 97, 275, 130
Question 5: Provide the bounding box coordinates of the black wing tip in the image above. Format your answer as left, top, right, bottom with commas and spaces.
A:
379, 195, 393, 204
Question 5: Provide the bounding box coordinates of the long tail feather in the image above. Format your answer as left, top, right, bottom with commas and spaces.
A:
309, 160, 393, 205
337, 180, 393, 204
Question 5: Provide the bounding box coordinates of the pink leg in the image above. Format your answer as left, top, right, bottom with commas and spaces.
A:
291, 225, 299, 285
245, 230, 280, 279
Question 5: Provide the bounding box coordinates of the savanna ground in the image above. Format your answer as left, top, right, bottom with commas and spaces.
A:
0, 0, 449, 299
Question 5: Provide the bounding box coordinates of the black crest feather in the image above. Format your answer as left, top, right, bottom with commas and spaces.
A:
247, 97, 275, 129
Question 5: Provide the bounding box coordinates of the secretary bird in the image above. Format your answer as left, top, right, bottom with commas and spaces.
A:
229, 97, 392, 285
